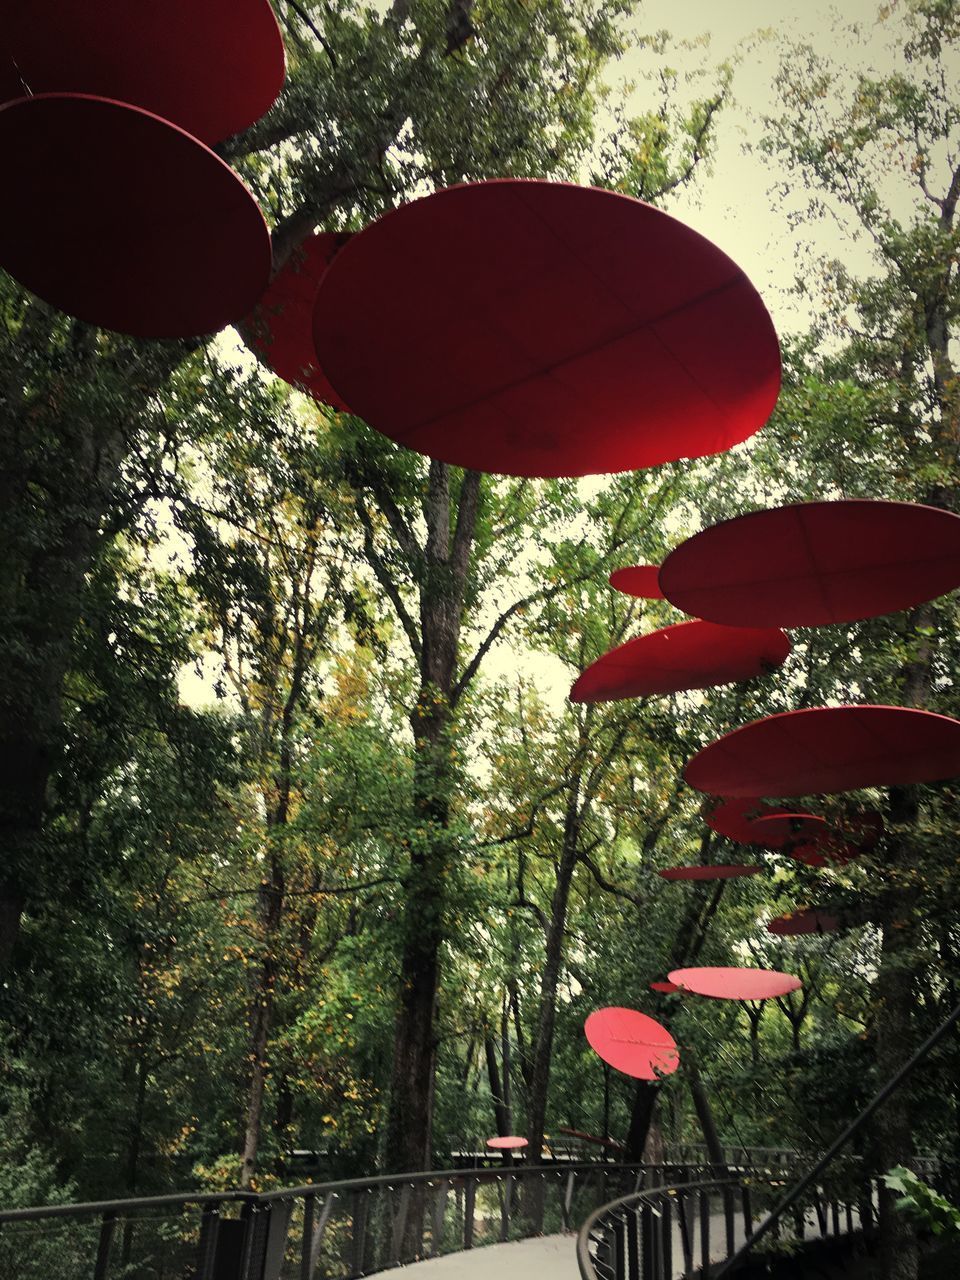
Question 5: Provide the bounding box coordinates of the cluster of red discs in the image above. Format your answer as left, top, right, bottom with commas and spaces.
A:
0, 0, 284, 336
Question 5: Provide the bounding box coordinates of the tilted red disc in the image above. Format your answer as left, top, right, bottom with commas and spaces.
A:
649, 981, 681, 994
0, 0, 285, 144
570, 620, 790, 703
669, 967, 802, 1001
609, 566, 664, 599
767, 910, 839, 937
658, 865, 761, 880
585, 1007, 680, 1080
313, 180, 781, 477
659, 500, 960, 628
685, 705, 960, 798
0, 95, 271, 338
486, 1136, 528, 1150
247, 232, 352, 410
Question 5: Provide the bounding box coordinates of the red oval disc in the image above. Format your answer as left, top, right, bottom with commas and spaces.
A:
659, 500, 960, 628
767, 910, 839, 937
609, 566, 664, 599
247, 232, 352, 410
658, 865, 761, 880
0, 0, 285, 144
684, 705, 960, 798
0, 95, 271, 338
669, 967, 801, 1001
486, 1136, 528, 1150
649, 981, 681, 994
313, 180, 781, 477
570, 621, 790, 703
790, 841, 861, 868
584, 1007, 680, 1080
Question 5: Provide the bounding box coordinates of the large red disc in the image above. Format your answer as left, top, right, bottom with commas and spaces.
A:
0, 0, 285, 144
609, 566, 664, 599
658, 865, 761, 881
313, 180, 781, 477
486, 1136, 528, 1150
247, 232, 352, 410
584, 1007, 680, 1080
0, 95, 271, 338
570, 620, 789, 703
669, 967, 801, 1001
659, 500, 960, 627
685, 705, 960, 798
767, 910, 839, 937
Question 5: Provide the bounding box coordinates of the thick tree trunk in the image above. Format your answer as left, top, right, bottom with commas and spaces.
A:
685, 1053, 725, 1168
525, 782, 582, 1229
383, 465, 481, 1178
240, 870, 283, 1189
625, 1082, 660, 1162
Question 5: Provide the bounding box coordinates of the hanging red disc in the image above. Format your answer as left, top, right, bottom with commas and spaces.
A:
659, 500, 960, 628
486, 1136, 528, 1150
669, 967, 802, 1001
313, 180, 781, 477
649, 981, 681, 994
704, 797, 777, 844
767, 910, 839, 936
0, 0, 285, 145
0, 95, 271, 338
684, 705, 960, 798
834, 809, 884, 850
658, 865, 761, 880
247, 232, 352, 410
790, 841, 861, 868
609, 566, 664, 599
584, 1007, 680, 1080
570, 620, 789, 703
751, 812, 829, 847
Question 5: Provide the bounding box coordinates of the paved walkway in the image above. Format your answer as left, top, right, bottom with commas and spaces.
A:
404, 1210, 740, 1280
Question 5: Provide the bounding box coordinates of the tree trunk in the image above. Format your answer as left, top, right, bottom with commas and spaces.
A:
240, 868, 283, 1189
525, 780, 582, 1228
485, 1034, 510, 1137
625, 1082, 660, 1163
383, 465, 481, 1177
685, 1052, 725, 1168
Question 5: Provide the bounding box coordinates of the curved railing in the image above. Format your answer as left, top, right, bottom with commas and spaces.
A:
0, 1159, 700, 1280
577, 1173, 876, 1280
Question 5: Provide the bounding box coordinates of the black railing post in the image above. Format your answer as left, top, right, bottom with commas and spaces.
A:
197, 1203, 221, 1280
463, 1177, 475, 1249
93, 1211, 117, 1280
626, 1205, 640, 1280
700, 1188, 710, 1278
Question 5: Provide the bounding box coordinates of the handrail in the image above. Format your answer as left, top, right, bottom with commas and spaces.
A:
576, 1171, 875, 1280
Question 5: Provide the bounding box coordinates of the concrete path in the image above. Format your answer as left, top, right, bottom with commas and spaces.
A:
403, 1210, 738, 1280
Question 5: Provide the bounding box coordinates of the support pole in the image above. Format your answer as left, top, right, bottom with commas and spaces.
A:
714, 998, 960, 1277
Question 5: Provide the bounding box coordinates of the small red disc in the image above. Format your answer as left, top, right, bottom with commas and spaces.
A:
486, 1136, 528, 1150
649, 981, 681, 994
767, 910, 839, 936
247, 231, 352, 410
609, 566, 664, 599
658, 865, 761, 880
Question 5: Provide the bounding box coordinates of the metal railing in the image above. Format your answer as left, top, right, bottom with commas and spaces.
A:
0, 1159, 695, 1280
577, 1173, 878, 1280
